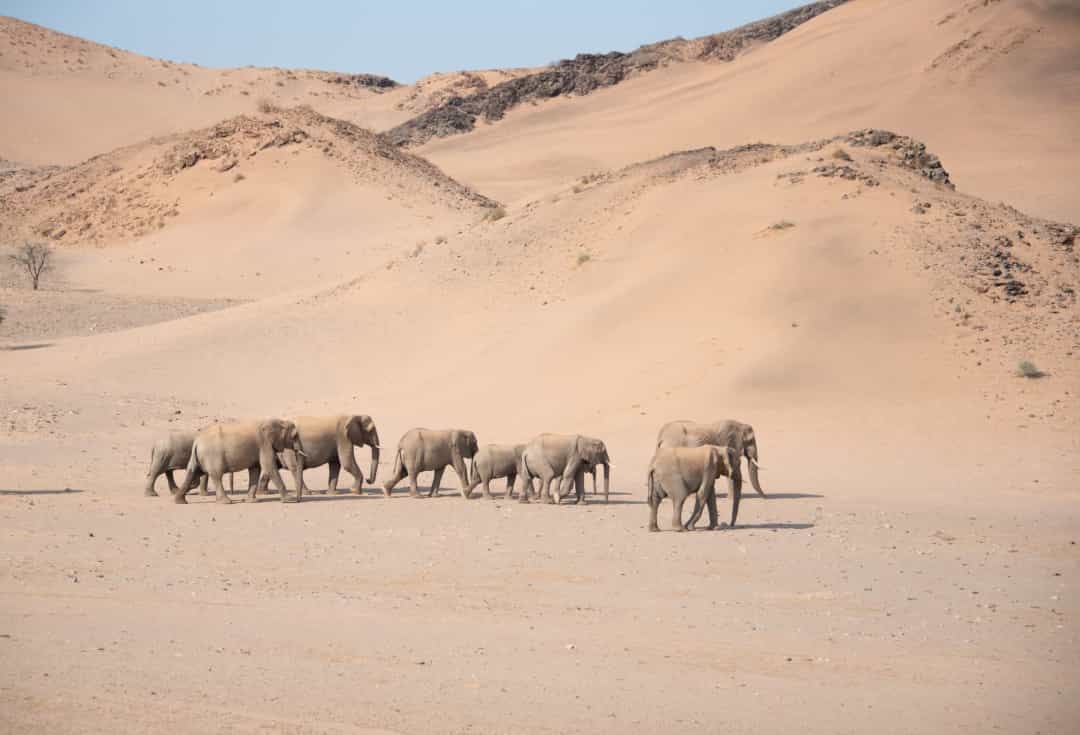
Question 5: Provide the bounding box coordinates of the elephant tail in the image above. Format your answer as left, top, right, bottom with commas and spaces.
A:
390, 445, 403, 481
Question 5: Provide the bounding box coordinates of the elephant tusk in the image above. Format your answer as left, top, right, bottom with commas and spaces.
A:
296, 449, 308, 458
748, 458, 763, 469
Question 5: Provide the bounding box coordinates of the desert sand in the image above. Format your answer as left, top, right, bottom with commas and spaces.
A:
1, 1, 1078, 733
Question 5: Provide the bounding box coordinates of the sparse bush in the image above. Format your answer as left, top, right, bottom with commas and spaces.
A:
410, 241, 425, 258
769, 220, 795, 231
483, 206, 507, 222
832, 147, 852, 161
9, 242, 53, 290
434, 235, 447, 245
1016, 360, 1046, 379
233, 172, 246, 182
576, 252, 591, 266
256, 97, 278, 114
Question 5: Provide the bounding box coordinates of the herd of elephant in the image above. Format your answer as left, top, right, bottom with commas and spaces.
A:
143, 414, 764, 532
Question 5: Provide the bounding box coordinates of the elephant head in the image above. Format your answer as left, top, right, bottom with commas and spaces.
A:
576, 435, 611, 502
261, 419, 306, 489
738, 423, 763, 495
450, 429, 479, 480
345, 414, 380, 484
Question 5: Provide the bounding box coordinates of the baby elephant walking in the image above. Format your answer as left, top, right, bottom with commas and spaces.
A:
467, 443, 525, 499
145, 432, 208, 497
647, 445, 742, 532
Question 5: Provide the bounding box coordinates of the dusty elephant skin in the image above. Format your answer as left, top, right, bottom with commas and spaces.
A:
382, 428, 479, 498
648, 445, 741, 532
144, 431, 208, 497
277, 414, 380, 495
517, 433, 611, 504
174, 419, 306, 504
467, 442, 525, 499
656, 419, 764, 497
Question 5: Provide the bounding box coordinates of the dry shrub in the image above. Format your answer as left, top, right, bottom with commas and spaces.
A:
1016, 360, 1046, 379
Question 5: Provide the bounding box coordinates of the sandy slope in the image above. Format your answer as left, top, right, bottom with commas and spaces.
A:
420, 0, 1080, 223
0, 15, 533, 166
1, 1, 1079, 733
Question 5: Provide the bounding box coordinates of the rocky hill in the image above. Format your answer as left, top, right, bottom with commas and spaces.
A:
384, 0, 850, 147
0, 105, 495, 247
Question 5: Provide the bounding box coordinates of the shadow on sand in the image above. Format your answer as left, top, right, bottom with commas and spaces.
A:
1, 343, 54, 352
0, 488, 83, 496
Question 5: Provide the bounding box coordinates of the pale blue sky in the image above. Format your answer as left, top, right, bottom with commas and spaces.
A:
2, 1, 805, 82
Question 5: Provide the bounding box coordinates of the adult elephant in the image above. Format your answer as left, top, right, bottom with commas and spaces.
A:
277, 415, 380, 495
517, 433, 610, 504
382, 428, 479, 498
647, 445, 741, 532
655, 419, 765, 497
174, 419, 305, 504
466, 443, 524, 499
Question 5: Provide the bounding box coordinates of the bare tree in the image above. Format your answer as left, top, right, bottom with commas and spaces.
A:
9, 242, 52, 290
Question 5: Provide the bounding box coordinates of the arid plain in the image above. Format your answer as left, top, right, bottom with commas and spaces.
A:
1, 1, 1078, 732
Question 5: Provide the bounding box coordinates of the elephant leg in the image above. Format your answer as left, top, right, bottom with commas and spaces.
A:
211, 473, 233, 505
144, 471, 160, 497
542, 475, 558, 504
246, 467, 259, 493
199, 474, 209, 496
429, 467, 445, 497
730, 477, 742, 529
573, 468, 586, 505
407, 466, 421, 498
706, 490, 719, 530
504, 472, 516, 499
164, 470, 178, 493
481, 477, 494, 500
384, 459, 406, 497
648, 488, 662, 532
686, 474, 714, 530
671, 491, 688, 532
340, 450, 364, 494
326, 460, 341, 495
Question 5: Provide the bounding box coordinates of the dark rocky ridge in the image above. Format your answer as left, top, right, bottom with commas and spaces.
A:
385, 0, 851, 147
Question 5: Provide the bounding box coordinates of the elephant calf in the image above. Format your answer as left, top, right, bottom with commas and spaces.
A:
467, 443, 525, 499
145, 432, 208, 497
383, 428, 479, 499
175, 419, 305, 504
517, 433, 610, 504
277, 414, 380, 495
647, 445, 741, 532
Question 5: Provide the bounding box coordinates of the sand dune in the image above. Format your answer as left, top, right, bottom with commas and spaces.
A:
420, 0, 1080, 223
1, 1, 1078, 733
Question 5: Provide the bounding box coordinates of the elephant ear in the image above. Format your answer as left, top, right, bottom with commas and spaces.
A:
344, 415, 363, 444
258, 419, 281, 450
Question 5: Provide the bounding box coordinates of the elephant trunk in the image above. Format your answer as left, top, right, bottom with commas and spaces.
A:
602, 461, 610, 503
368, 442, 380, 485
746, 443, 763, 496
